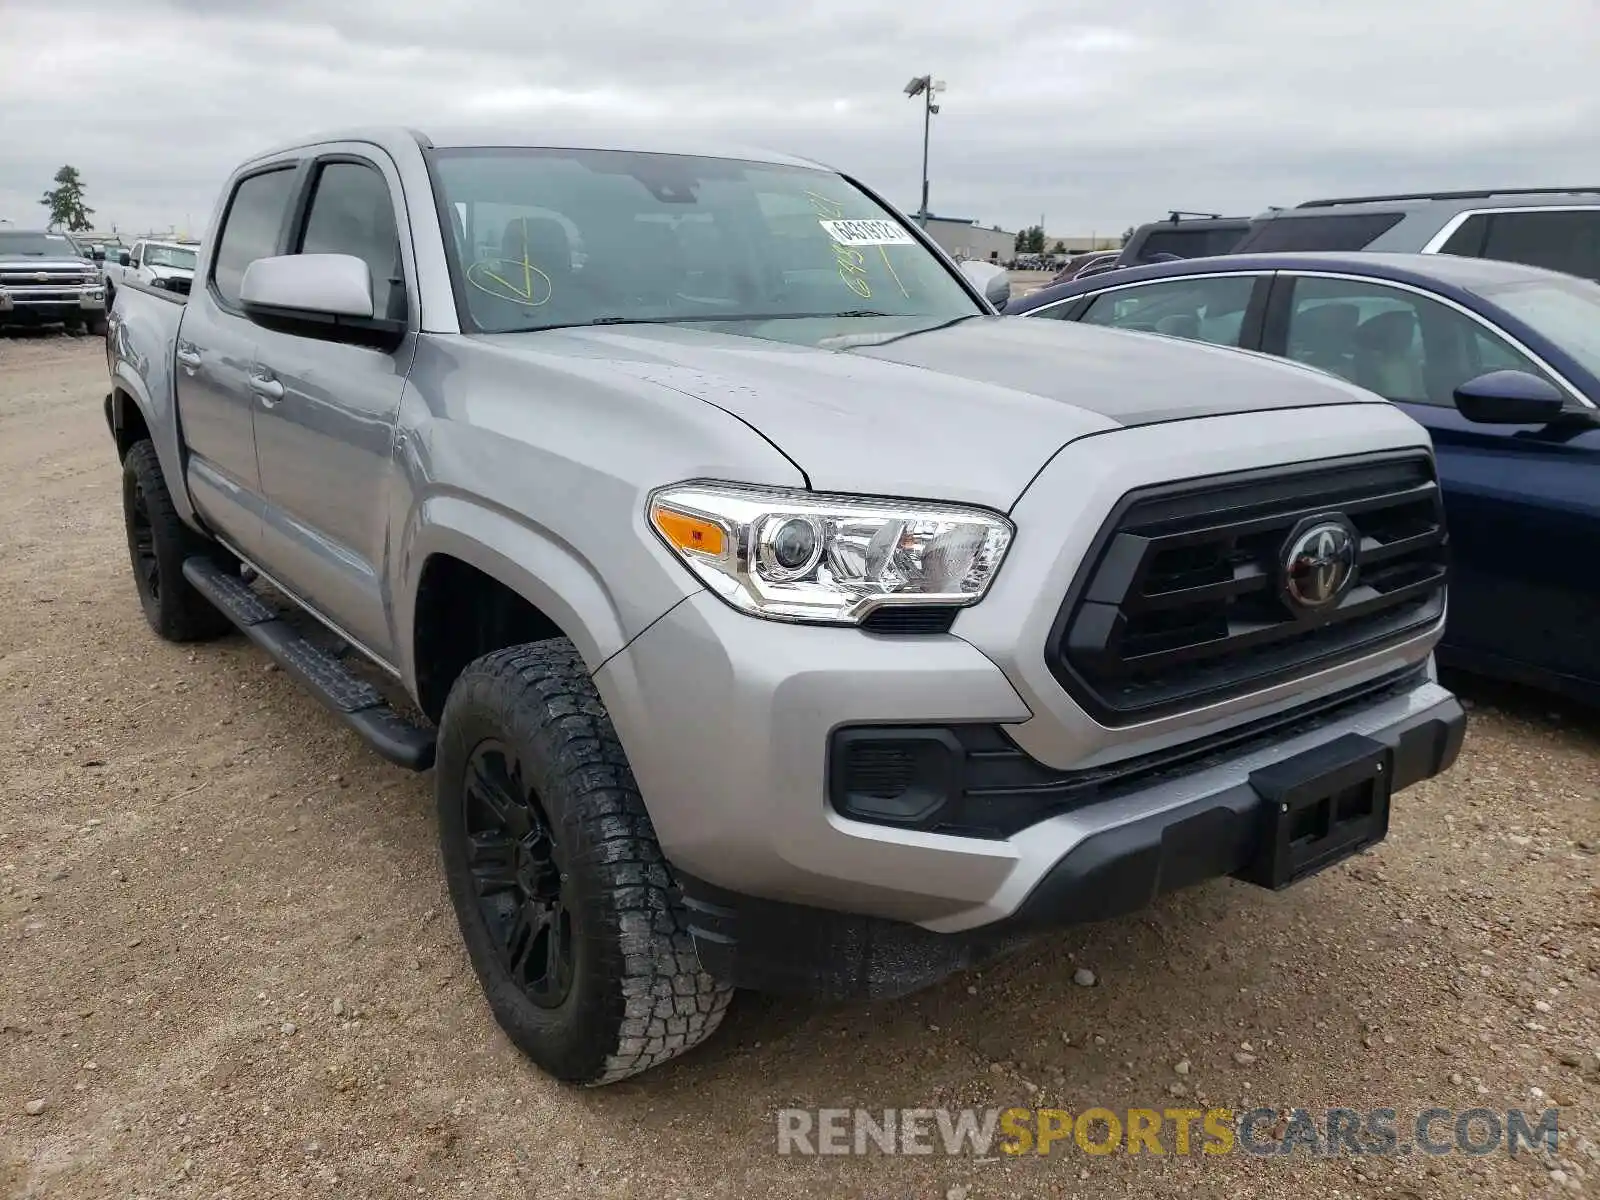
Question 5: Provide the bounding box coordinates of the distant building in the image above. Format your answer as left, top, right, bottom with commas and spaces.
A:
1047, 235, 1122, 254
919, 216, 1015, 263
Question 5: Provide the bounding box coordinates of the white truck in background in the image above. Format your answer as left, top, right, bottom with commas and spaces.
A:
102, 239, 199, 306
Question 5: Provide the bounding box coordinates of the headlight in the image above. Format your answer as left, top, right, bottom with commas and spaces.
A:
649, 482, 1013, 624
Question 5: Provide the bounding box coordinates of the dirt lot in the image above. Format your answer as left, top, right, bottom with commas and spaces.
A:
1, 334, 1598, 1199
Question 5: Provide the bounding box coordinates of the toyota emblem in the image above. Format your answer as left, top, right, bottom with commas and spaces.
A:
1282, 517, 1358, 612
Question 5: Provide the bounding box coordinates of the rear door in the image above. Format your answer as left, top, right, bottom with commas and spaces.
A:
176, 164, 301, 557
1266, 272, 1600, 690
249, 148, 417, 663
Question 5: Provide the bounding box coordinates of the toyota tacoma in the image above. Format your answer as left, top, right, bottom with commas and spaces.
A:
105, 126, 1465, 1085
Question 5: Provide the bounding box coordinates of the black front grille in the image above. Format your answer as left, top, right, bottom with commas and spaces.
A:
1051, 452, 1447, 724
0, 270, 94, 287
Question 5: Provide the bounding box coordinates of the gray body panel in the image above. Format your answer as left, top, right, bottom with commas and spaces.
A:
107, 124, 1454, 931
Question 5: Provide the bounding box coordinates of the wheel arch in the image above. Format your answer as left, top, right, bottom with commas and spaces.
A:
400, 498, 633, 721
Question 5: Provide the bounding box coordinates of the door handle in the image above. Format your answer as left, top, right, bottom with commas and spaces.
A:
175, 347, 202, 370
248, 373, 285, 403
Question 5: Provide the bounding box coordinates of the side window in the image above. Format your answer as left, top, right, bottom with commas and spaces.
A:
1232, 213, 1403, 253
1481, 210, 1600, 283
212, 168, 298, 307
295, 161, 405, 321
1283, 276, 1554, 406
1438, 214, 1489, 258
1079, 275, 1255, 347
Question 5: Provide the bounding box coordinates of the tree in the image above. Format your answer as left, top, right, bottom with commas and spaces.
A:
40, 166, 94, 232
1025, 225, 1045, 255
1052, 240, 1066, 254
1121, 225, 1136, 243
1013, 229, 1026, 252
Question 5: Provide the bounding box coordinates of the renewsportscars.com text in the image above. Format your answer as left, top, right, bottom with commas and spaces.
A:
776, 1106, 1560, 1158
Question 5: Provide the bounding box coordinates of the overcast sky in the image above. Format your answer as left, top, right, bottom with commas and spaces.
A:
3, 0, 1597, 238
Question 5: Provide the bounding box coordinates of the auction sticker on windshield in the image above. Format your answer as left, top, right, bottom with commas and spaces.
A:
819, 219, 915, 246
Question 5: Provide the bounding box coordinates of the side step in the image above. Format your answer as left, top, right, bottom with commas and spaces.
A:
182, 557, 436, 771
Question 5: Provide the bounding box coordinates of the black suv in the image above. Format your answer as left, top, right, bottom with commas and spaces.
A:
1113, 211, 1253, 269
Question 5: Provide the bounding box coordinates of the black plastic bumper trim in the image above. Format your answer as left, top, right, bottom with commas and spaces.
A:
1002, 692, 1463, 928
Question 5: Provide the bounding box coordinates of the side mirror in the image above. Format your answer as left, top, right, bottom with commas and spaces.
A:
959, 260, 1012, 309
88, 246, 105, 261
1452, 370, 1567, 425
117, 250, 130, 266
239, 253, 402, 349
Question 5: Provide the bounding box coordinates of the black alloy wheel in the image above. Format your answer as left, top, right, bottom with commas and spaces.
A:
461, 740, 574, 1008
128, 476, 161, 605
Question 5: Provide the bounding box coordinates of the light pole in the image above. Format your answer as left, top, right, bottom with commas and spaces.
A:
903, 75, 945, 226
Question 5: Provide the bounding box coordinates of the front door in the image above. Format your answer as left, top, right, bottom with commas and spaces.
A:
250, 152, 416, 664
175, 165, 301, 557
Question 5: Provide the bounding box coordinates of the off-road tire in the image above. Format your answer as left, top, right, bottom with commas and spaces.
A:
121, 440, 233, 642
436, 639, 733, 1085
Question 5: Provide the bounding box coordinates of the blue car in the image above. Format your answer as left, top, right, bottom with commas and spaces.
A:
1007, 252, 1600, 704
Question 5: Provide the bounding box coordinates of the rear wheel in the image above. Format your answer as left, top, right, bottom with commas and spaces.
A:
436, 639, 733, 1085
121, 440, 233, 642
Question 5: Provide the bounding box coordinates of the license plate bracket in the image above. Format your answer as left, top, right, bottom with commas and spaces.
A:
1238, 733, 1392, 890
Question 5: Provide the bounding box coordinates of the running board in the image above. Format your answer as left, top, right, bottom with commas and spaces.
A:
182, 557, 436, 771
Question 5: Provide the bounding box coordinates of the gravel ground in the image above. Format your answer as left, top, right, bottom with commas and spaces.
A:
1, 333, 1597, 1199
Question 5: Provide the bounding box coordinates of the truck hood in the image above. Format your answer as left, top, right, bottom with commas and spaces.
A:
480, 315, 1384, 509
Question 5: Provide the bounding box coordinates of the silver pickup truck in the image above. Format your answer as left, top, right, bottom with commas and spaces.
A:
106, 126, 1465, 1085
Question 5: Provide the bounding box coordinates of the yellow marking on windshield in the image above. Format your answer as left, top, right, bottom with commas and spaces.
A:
805, 190, 878, 300
877, 245, 910, 299
466, 254, 553, 306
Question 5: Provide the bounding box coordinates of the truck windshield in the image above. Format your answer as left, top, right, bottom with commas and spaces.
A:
145, 245, 198, 270
428, 147, 979, 336
0, 232, 82, 258
1480, 275, 1600, 385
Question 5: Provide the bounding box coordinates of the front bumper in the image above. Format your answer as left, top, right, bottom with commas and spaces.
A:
0, 286, 106, 320
596, 589, 1459, 931
670, 680, 1461, 1000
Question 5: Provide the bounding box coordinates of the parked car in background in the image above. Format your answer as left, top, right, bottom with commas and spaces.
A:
103, 239, 199, 306
1233, 188, 1600, 280
0, 229, 107, 335
1051, 250, 1121, 283
1008, 251, 1600, 704
1115, 212, 1252, 268
107, 126, 1462, 1084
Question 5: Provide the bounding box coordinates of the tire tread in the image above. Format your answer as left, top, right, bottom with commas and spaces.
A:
438, 639, 732, 1085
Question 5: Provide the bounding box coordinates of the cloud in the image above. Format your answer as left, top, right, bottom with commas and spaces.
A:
2, 0, 1596, 237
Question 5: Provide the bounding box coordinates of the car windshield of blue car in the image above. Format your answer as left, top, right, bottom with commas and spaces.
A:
1482, 275, 1600, 386
428, 146, 980, 338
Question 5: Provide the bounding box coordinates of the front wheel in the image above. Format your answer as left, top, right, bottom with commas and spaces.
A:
435, 639, 733, 1085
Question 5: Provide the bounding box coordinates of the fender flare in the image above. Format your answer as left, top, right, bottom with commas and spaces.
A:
107, 364, 199, 522
396, 493, 630, 684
